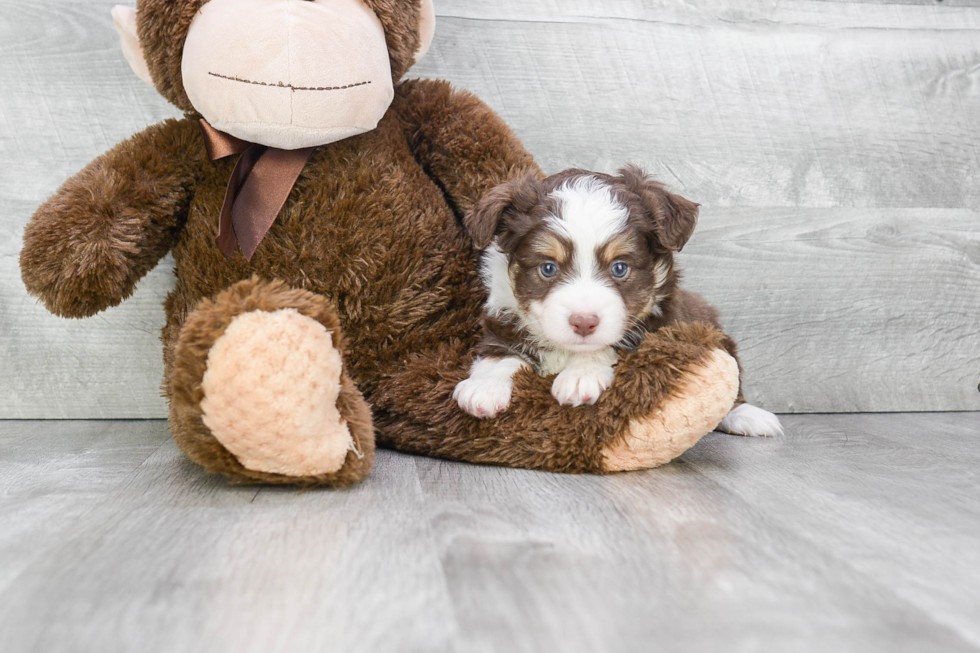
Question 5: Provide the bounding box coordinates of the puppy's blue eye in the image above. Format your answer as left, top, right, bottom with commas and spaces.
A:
611, 261, 630, 278
540, 262, 559, 278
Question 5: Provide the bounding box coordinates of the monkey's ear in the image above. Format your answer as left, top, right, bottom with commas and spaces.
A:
618, 164, 699, 252
111, 5, 154, 86
414, 0, 436, 63
464, 173, 540, 251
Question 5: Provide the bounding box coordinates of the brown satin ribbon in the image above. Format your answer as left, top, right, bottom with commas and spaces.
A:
199, 119, 317, 261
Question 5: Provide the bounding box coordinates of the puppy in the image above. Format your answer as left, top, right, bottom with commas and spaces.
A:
453, 165, 782, 438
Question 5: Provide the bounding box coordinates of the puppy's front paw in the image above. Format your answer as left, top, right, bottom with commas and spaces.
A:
454, 376, 514, 419
551, 365, 615, 407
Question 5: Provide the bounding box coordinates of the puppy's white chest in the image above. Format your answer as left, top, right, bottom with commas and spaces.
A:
537, 347, 617, 377
537, 349, 574, 376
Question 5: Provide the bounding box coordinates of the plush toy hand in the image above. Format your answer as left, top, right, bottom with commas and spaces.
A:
20, 119, 202, 318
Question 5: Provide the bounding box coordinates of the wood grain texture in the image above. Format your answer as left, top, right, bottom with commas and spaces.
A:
685, 208, 980, 412
0, 420, 169, 594
1, 0, 978, 416
1, 414, 979, 652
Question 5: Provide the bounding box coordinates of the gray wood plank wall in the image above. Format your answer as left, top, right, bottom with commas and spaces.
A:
1, 0, 978, 418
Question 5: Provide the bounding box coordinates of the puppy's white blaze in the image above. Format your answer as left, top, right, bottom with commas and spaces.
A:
548, 176, 630, 269
481, 243, 518, 317
718, 404, 784, 438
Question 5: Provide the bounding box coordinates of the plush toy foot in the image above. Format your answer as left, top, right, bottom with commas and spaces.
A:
601, 347, 739, 471
169, 278, 374, 486
200, 308, 355, 475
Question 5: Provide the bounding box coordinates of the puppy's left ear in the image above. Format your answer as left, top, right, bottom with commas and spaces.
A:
618, 165, 699, 252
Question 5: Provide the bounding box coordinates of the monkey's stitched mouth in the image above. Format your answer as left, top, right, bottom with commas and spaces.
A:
208, 72, 372, 92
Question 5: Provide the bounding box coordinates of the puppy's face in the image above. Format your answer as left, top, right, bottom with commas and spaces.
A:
467, 167, 699, 351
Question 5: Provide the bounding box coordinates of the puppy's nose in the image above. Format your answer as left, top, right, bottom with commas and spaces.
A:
569, 313, 600, 337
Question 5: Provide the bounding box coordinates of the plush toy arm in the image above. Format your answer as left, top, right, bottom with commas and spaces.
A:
20, 118, 204, 318
394, 79, 543, 216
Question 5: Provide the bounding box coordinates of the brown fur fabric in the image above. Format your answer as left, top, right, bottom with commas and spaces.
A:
136, 0, 206, 112
362, 0, 426, 82
655, 289, 746, 405
20, 1, 739, 485
169, 277, 375, 486
21, 119, 204, 318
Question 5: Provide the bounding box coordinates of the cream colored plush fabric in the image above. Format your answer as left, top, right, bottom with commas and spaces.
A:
111, 6, 154, 86
200, 309, 353, 476
181, 0, 395, 150
603, 349, 740, 472
416, 0, 436, 62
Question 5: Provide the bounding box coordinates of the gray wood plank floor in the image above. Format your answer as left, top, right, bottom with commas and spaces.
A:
1, 414, 978, 652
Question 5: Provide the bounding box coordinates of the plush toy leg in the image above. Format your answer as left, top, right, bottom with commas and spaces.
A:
372, 322, 739, 474
601, 345, 738, 471
168, 278, 374, 486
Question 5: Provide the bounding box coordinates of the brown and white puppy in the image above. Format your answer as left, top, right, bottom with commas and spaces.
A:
453, 166, 782, 437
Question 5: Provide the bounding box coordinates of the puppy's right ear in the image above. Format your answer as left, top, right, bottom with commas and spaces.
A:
463, 172, 541, 250
618, 164, 699, 252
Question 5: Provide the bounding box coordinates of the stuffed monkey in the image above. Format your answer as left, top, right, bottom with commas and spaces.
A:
20, 0, 740, 486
